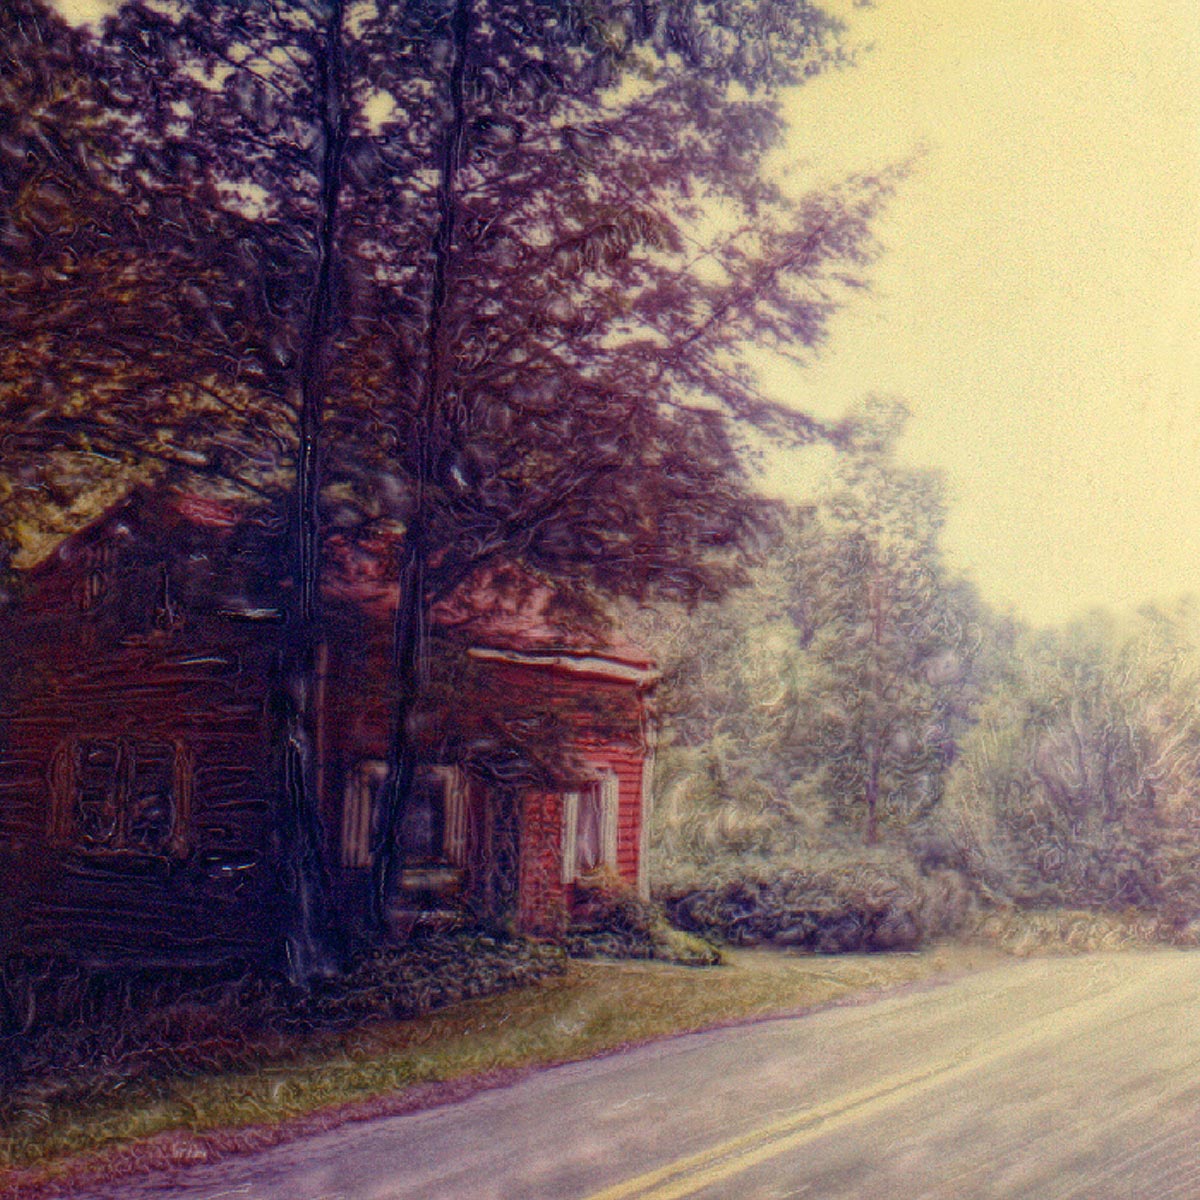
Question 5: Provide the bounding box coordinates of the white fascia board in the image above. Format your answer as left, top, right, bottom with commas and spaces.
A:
467, 646, 659, 687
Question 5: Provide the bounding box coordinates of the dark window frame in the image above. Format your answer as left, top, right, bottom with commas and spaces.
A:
342, 762, 468, 871
50, 736, 191, 857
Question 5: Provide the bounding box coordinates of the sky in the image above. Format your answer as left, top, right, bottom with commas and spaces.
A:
758, 0, 1200, 627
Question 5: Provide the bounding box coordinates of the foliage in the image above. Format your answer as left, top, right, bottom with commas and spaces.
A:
940, 603, 1200, 919
564, 871, 722, 964
2, 0, 892, 590
0, 933, 565, 1117
643, 494, 1200, 939
638, 411, 1200, 938
658, 849, 973, 952
637, 397, 993, 885
0, 0, 297, 560
964, 907, 1198, 956
629, 560, 814, 869
290, 932, 567, 1024
776, 397, 992, 843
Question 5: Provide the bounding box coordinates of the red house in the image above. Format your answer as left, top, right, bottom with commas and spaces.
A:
0, 488, 657, 970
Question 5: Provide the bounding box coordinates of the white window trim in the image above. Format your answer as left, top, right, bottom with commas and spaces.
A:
344, 762, 469, 870
438, 766, 469, 867
342, 759, 385, 868
560, 791, 580, 885
600, 772, 619, 869
561, 770, 620, 884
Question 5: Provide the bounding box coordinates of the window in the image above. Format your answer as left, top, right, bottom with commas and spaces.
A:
54, 738, 189, 855
401, 769, 444, 862
402, 766, 468, 866
561, 773, 619, 884
342, 762, 467, 869
342, 759, 385, 868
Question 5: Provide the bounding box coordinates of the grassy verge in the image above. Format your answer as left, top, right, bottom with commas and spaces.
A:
964, 906, 1199, 955
0, 943, 999, 1195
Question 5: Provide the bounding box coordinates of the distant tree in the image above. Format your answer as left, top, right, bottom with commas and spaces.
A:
943, 603, 1200, 916
779, 397, 988, 844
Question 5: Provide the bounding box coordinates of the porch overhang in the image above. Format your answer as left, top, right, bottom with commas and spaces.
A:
466, 646, 660, 687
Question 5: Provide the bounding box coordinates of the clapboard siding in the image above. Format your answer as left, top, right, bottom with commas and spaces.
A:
466, 657, 654, 930
0, 494, 286, 967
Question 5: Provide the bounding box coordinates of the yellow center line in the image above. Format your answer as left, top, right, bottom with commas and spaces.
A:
582, 972, 1159, 1200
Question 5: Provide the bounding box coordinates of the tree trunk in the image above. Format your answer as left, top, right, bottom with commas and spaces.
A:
371, 538, 427, 930
865, 738, 880, 845
276, 0, 348, 980
370, 0, 473, 933
864, 564, 885, 846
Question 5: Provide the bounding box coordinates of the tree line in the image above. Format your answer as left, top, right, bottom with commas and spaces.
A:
646, 397, 1200, 941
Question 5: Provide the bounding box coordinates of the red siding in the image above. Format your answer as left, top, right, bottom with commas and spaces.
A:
499, 664, 652, 931
0, 622, 283, 966
0, 492, 657, 955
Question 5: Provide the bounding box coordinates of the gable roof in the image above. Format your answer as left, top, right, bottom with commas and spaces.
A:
12, 487, 655, 672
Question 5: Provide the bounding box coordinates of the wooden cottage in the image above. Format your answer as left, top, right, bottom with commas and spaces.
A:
0, 488, 657, 971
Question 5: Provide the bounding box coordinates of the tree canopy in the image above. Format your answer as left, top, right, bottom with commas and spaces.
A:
779, 397, 989, 843
2, 0, 894, 599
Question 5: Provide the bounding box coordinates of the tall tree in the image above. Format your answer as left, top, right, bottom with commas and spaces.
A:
780, 397, 986, 844
4, 0, 899, 958
321, 0, 897, 915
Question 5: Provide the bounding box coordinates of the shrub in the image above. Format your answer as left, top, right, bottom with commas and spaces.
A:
296, 933, 566, 1026
565, 872, 722, 966
656, 851, 972, 953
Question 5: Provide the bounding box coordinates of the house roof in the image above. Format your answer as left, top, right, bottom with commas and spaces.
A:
467, 646, 658, 687
430, 563, 655, 671
21, 484, 253, 581
19, 486, 655, 673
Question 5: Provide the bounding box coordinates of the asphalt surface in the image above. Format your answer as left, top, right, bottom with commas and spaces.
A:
80, 950, 1200, 1199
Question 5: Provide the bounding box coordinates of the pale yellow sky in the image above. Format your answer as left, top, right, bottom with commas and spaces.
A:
761, 0, 1200, 626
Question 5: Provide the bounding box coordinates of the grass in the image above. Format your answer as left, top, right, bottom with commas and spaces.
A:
0, 942, 1000, 1195
964, 905, 1198, 955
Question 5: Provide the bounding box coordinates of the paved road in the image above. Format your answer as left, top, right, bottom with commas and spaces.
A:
83, 951, 1200, 1199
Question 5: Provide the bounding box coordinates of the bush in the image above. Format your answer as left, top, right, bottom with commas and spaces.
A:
297, 933, 566, 1026
656, 852, 972, 953
565, 873, 722, 965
